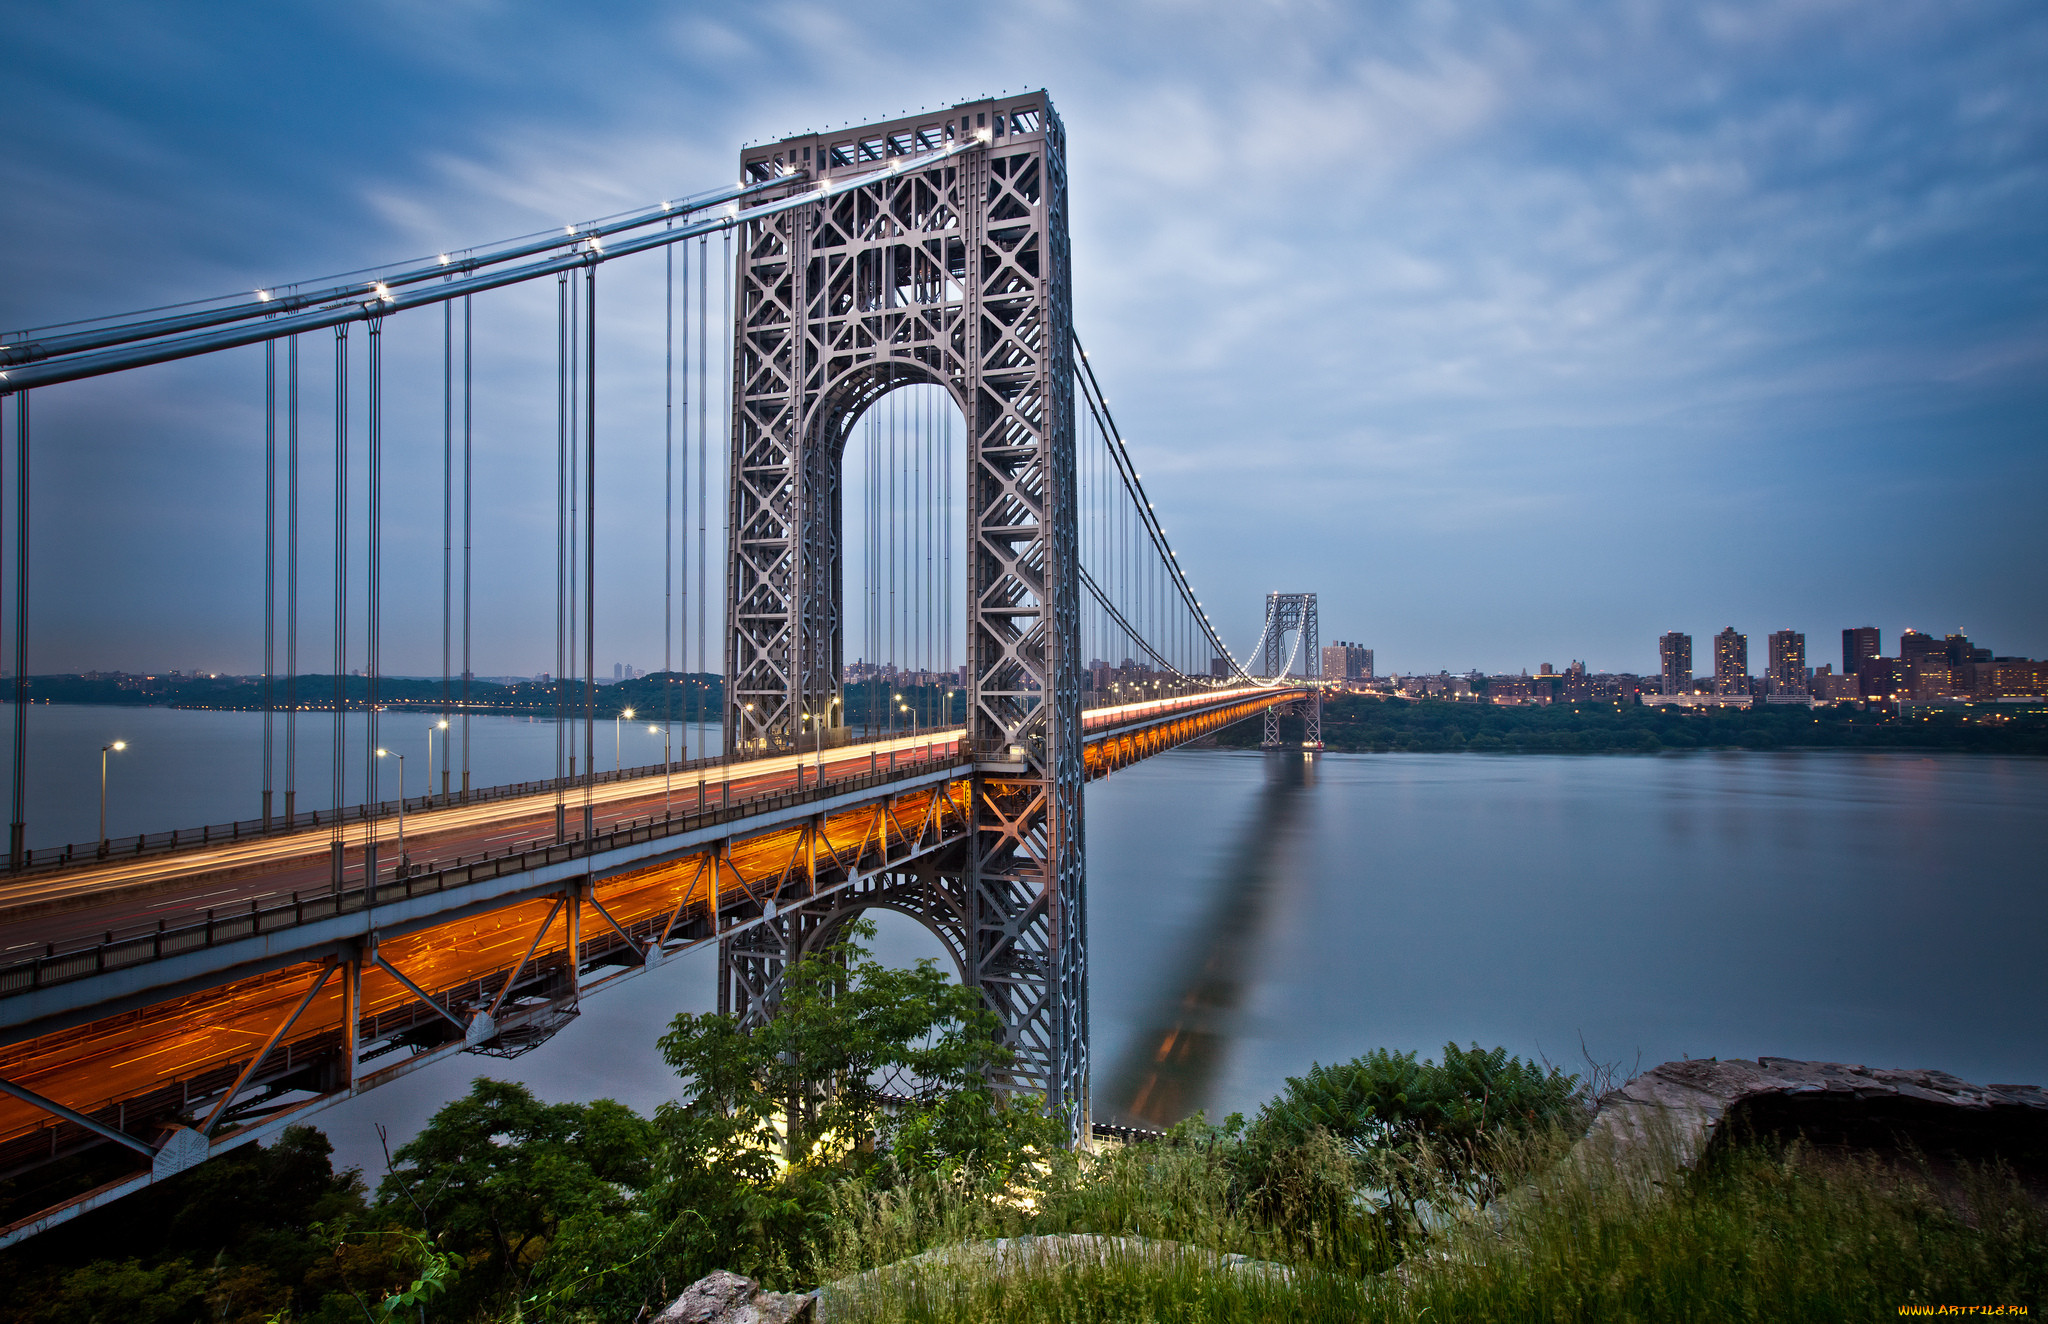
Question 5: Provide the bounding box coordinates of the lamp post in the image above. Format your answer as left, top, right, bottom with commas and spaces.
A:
616, 708, 634, 773
427, 719, 448, 803
98, 741, 127, 857
376, 748, 406, 875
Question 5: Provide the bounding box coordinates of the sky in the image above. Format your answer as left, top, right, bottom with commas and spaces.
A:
3, 0, 2043, 679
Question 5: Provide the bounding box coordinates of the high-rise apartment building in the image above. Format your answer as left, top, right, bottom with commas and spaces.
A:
1766, 630, 1806, 696
1658, 631, 1692, 695
1321, 641, 1372, 683
1944, 632, 1991, 667
1899, 630, 1944, 668
1713, 627, 1748, 696
1842, 627, 1881, 676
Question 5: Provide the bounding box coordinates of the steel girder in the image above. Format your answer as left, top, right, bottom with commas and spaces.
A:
722, 95, 1087, 1135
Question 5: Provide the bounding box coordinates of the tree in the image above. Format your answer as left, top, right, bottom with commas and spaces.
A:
648, 921, 1053, 1282
655, 920, 1027, 1175
375, 1080, 657, 1312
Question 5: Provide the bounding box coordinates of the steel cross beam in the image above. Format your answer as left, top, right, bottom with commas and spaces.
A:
722, 93, 1086, 1135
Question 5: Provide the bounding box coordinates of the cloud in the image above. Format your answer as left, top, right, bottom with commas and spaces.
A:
1, 0, 2043, 675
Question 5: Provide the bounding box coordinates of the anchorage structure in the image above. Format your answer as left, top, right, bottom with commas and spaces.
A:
719, 95, 1088, 1130
1258, 591, 1322, 749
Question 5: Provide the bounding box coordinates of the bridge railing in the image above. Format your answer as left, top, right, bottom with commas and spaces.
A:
6, 739, 849, 877
0, 743, 970, 1001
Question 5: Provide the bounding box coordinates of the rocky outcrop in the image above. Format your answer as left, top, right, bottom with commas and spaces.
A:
1586, 1056, 2048, 1176
654, 1270, 814, 1324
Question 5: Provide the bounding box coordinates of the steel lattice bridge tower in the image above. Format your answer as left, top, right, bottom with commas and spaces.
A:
1258, 592, 1323, 750
719, 103, 1086, 1116
0, 92, 1320, 1245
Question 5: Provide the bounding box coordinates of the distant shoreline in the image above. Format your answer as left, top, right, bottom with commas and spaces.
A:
1214, 693, 2048, 757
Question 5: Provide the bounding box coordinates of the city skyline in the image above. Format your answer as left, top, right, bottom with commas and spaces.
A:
3, 2, 2043, 679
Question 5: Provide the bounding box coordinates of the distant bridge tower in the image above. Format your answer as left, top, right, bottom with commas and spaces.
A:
1258, 591, 1322, 750
718, 95, 1089, 1134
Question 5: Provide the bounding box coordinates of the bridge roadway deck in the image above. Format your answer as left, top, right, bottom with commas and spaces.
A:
0, 685, 1299, 1233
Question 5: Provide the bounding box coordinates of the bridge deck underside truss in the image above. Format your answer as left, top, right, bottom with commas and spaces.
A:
0, 780, 968, 1219
0, 686, 1290, 1243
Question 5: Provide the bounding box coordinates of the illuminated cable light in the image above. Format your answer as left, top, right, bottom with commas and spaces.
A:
255, 290, 272, 302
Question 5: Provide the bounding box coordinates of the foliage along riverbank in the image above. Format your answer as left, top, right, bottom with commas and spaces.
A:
1218, 693, 2048, 755
5, 927, 2042, 1321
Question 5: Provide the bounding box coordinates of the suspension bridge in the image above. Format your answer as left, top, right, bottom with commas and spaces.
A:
0, 93, 1325, 1245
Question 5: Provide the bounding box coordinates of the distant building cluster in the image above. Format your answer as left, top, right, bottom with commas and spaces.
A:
1321, 641, 1373, 685
1082, 657, 1179, 704
843, 660, 970, 689
1299, 625, 2046, 710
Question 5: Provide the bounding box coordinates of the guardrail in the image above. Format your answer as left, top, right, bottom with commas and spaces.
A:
4, 687, 1252, 876
0, 746, 968, 1001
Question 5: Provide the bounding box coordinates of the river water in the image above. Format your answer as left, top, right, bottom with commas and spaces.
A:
9, 708, 2043, 1174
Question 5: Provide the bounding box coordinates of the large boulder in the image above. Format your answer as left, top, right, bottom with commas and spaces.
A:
1586, 1056, 2048, 1179
652, 1270, 815, 1324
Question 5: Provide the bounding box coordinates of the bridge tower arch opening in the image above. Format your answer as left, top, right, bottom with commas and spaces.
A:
719, 94, 1089, 1135
831, 377, 969, 744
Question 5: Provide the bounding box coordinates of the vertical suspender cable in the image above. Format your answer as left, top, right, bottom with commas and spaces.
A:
888, 391, 896, 692
441, 299, 452, 798
263, 340, 275, 827
665, 226, 675, 780
461, 294, 472, 800
330, 326, 347, 889
865, 411, 874, 735
945, 397, 953, 705
678, 230, 690, 755
568, 273, 579, 782
286, 335, 298, 824
7, 391, 26, 868
365, 316, 382, 891
582, 263, 597, 839
555, 273, 567, 841
925, 389, 933, 718
697, 235, 710, 761
716, 231, 728, 755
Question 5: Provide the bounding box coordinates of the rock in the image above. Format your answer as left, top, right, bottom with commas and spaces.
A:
653, 1270, 815, 1324
1584, 1056, 2048, 1179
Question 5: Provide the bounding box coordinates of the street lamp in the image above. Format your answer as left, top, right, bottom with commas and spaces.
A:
427, 718, 448, 802
98, 741, 127, 856
376, 748, 407, 875
616, 707, 635, 772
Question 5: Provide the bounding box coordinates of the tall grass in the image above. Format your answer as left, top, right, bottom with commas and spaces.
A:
812, 1128, 2047, 1323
